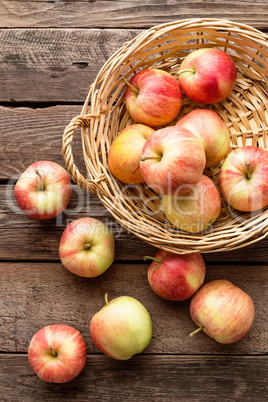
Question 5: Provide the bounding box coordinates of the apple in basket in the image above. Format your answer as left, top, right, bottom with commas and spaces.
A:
140, 126, 206, 195
178, 48, 237, 104
144, 250, 206, 301
219, 146, 268, 212
28, 324, 87, 383
14, 161, 72, 220
59, 217, 115, 277
108, 124, 154, 184
163, 174, 221, 233
189, 280, 255, 344
176, 109, 230, 167
124, 68, 183, 127
90, 294, 152, 360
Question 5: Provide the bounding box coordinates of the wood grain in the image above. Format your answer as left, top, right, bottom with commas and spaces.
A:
0, 354, 267, 401
0, 29, 142, 103
1, 1, 268, 29
0, 261, 267, 354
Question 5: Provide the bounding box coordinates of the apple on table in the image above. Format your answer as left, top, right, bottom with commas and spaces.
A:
14, 160, 72, 220
124, 68, 183, 127
189, 280, 255, 344
145, 249, 206, 301
59, 217, 115, 277
28, 324, 87, 383
90, 294, 152, 360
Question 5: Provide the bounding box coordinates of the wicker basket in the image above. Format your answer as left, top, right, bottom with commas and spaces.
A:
62, 18, 268, 254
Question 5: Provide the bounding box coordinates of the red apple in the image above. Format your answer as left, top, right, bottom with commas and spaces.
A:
176, 109, 230, 167
108, 124, 154, 184
140, 126, 206, 195
90, 294, 152, 360
14, 161, 72, 220
219, 146, 268, 212
59, 217, 115, 277
124, 68, 182, 127
189, 280, 255, 344
145, 250, 206, 301
163, 174, 221, 233
178, 48, 237, 104
28, 324, 87, 383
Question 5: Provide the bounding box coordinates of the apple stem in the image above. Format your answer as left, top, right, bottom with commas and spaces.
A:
177, 68, 196, 75
140, 155, 161, 162
245, 163, 251, 180
105, 293, 109, 307
50, 346, 57, 356
35, 169, 45, 191
189, 326, 204, 338
122, 77, 139, 94
84, 243, 91, 250
143, 256, 162, 264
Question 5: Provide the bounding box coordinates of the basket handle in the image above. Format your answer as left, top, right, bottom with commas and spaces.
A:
62, 114, 106, 193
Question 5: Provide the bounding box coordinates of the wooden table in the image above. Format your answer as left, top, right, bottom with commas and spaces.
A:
1, 2, 268, 401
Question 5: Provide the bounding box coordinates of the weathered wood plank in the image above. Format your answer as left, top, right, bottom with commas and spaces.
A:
1, 1, 268, 29
0, 262, 266, 354
0, 354, 267, 401
0, 29, 142, 103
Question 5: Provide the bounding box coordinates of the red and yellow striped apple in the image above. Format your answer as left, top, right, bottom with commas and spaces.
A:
59, 217, 115, 277
14, 161, 72, 220
124, 68, 182, 127
90, 295, 152, 360
140, 126, 206, 195
219, 146, 268, 212
145, 250, 206, 301
176, 109, 230, 167
163, 174, 221, 233
189, 280, 255, 344
28, 324, 87, 383
178, 48, 237, 104
108, 124, 154, 184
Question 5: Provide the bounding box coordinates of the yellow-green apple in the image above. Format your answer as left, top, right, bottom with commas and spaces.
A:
145, 250, 206, 301
14, 161, 72, 220
108, 124, 154, 184
124, 68, 182, 127
59, 217, 115, 277
178, 48, 237, 104
163, 174, 221, 233
219, 146, 268, 212
140, 126, 206, 195
90, 294, 152, 360
28, 324, 87, 383
189, 280, 255, 344
176, 109, 230, 167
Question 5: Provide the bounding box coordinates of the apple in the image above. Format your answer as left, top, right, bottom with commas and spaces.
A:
163, 174, 221, 233
90, 294, 152, 360
140, 126, 206, 195
59, 217, 115, 277
108, 124, 154, 184
28, 324, 87, 383
178, 48, 237, 104
145, 249, 206, 301
189, 280, 255, 344
176, 109, 230, 167
14, 161, 72, 220
219, 146, 268, 212
124, 68, 182, 127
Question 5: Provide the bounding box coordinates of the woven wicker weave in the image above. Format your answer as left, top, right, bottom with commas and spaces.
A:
62, 18, 268, 254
